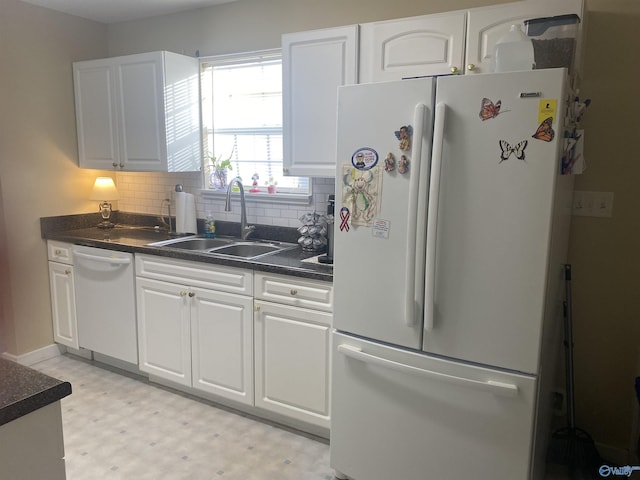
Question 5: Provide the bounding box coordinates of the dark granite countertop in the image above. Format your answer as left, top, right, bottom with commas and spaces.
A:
41, 214, 333, 282
0, 358, 72, 426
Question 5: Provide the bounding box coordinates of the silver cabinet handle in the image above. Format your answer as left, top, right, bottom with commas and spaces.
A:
188, 292, 195, 298
290, 289, 298, 296
179, 291, 187, 297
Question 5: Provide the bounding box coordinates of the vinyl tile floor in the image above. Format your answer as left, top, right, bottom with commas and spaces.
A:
34, 354, 572, 480
34, 354, 334, 480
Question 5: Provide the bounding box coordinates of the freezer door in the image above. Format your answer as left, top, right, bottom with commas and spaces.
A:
330, 332, 537, 480
423, 69, 568, 373
333, 78, 435, 350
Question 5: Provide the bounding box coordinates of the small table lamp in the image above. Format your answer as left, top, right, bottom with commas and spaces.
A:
90, 177, 120, 229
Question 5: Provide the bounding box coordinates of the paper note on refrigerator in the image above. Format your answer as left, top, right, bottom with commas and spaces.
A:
340, 164, 383, 227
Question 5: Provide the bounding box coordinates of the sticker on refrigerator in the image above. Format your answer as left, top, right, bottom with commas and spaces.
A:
479, 98, 508, 121
341, 164, 383, 227
339, 207, 350, 232
372, 218, 391, 239
395, 125, 412, 151
351, 147, 378, 170
537, 99, 557, 124
531, 117, 555, 142
498, 140, 528, 163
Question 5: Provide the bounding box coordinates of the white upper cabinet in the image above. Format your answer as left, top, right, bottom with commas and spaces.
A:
465, 0, 585, 75
282, 25, 359, 178
359, 11, 467, 81
73, 51, 201, 172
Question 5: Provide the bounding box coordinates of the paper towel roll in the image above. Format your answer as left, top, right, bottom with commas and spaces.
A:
175, 192, 197, 234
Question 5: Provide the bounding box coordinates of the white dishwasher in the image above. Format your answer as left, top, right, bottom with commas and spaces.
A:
73, 245, 138, 364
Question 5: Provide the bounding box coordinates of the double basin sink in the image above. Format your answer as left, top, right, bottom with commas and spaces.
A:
147, 235, 298, 260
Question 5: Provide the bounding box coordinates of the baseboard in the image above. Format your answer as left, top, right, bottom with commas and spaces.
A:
1, 344, 64, 366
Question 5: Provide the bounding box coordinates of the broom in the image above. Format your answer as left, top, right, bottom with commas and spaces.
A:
547, 264, 602, 479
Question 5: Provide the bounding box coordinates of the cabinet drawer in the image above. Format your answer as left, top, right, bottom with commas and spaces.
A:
254, 273, 333, 312
47, 241, 74, 264
135, 254, 253, 296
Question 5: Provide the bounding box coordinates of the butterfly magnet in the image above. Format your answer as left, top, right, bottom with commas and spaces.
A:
531, 117, 555, 142
499, 140, 528, 163
395, 125, 412, 151
479, 98, 509, 121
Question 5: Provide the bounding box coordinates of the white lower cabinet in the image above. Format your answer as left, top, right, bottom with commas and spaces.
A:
135, 255, 254, 405
254, 300, 332, 429
254, 273, 333, 429
135, 255, 333, 432
47, 241, 78, 350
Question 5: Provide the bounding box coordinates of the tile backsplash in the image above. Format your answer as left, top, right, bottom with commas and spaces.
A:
115, 172, 335, 229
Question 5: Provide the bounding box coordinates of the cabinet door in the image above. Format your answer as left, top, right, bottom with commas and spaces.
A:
136, 277, 191, 386
73, 60, 120, 169
359, 12, 467, 81
191, 287, 254, 405
254, 300, 331, 428
465, 0, 584, 75
48, 262, 78, 349
282, 25, 358, 177
116, 52, 167, 171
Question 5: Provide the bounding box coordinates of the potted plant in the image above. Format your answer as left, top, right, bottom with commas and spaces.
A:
265, 176, 278, 194
207, 152, 233, 190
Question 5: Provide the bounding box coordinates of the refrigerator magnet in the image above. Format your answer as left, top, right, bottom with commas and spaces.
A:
339, 207, 350, 232
537, 99, 557, 124
498, 140, 527, 163
351, 147, 378, 170
531, 117, 555, 142
395, 125, 412, 151
398, 155, 409, 174
479, 97, 509, 121
384, 153, 396, 172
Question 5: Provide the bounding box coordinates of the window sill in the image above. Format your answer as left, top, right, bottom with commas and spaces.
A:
198, 189, 312, 205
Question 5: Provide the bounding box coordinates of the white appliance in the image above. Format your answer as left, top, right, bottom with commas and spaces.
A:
74, 245, 138, 364
330, 69, 573, 480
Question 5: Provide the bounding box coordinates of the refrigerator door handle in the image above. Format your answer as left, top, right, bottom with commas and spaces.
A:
338, 344, 519, 397
424, 102, 446, 332
404, 102, 427, 327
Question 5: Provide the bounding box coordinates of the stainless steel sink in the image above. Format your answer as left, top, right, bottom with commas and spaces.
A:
147, 235, 297, 259
210, 242, 283, 259
147, 236, 235, 250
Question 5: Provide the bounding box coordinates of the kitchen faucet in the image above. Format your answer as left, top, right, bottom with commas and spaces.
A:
160, 198, 172, 234
224, 177, 255, 241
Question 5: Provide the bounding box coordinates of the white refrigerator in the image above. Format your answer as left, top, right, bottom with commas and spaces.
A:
330, 69, 573, 480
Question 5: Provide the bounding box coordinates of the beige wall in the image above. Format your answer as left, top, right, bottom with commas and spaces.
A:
0, 0, 109, 355
568, 0, 640, 457
1, 0, 637, 458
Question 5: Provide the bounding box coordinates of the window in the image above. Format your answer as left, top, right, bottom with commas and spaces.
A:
200, 50, 310, 195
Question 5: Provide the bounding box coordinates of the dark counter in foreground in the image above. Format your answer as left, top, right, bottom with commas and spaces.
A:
0, 357, 71, 426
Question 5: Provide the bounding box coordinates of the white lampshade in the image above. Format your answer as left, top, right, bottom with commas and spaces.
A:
89, 177, 119, 201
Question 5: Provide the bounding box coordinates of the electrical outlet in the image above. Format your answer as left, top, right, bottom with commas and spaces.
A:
572, 191, 614, 218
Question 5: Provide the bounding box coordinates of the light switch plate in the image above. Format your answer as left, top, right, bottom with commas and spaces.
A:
572, 191, 614, 217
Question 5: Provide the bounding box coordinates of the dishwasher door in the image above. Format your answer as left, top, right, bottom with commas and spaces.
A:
73, 245, 137, 364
